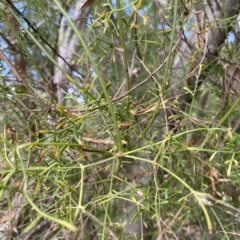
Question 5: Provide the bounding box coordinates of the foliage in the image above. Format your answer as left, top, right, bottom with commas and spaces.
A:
1, 0, 240, 239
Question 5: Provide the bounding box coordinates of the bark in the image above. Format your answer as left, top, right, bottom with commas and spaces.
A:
166, 0, 240, 130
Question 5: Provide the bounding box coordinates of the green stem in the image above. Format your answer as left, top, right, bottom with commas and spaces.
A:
102, 159, 116, 240
116, 0, 131, 116
52, 0, 123, 153
217, 96, 240, 127
163, 0, 178, 93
